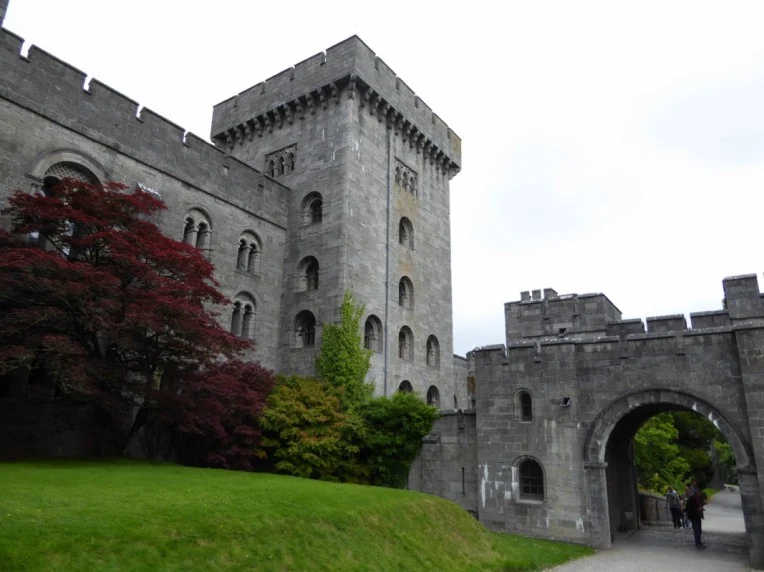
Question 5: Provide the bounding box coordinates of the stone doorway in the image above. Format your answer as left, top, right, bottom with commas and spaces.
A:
583, 389, 763, 568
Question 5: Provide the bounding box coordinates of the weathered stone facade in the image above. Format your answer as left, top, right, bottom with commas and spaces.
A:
0, 4, 467, 407
409, 274, 764, 568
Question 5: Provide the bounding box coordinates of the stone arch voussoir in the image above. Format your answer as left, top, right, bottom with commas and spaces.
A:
584, 388, 755, 473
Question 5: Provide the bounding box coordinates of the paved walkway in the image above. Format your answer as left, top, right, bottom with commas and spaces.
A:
548, 488, 756, 571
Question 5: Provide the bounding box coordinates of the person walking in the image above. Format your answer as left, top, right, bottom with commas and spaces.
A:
666, 487, 683, 529
685, 485, 706, 549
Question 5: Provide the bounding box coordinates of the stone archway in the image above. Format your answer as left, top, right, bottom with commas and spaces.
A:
582, 388, 763, 568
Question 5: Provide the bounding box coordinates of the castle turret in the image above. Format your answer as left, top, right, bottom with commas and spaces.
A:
211, 36, 462, 404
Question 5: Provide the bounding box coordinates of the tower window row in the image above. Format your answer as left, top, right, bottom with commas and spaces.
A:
363, 317, 440, 368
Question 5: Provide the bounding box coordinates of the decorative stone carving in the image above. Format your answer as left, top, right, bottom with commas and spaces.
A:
214, 75, 459, 176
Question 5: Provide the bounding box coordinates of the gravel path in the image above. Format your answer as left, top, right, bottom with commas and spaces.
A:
547, 488, 755, 571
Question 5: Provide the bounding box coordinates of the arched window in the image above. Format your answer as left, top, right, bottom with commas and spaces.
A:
295, 310, 316, 348
518, 459, 544, 500
236, 231, 262, 273
363, 315, 383, 353
37, 162, 99, 252
183, 218, 196, 245
426, 335, 440, 368
298, 256, 319, 291
517, 390, 533, 422
265, 146, 297, 178
231, 301, 242, 335
196, 221, 210, 250
399, 217, 414, 250
237, 240, 248, 270
182, 208, 212, 253
42, 162, 99, 190
398, 326, 413, 360
394, 166, 402, 185
301, 192, 323, 224
399, 277, 414, 309
408, 175, 417, 196
231, 293, 256, 339
426, 385, 440, 407
398, 380, 413, 393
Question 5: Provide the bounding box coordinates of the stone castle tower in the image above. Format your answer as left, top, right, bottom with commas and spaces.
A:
0, 4, 465, 405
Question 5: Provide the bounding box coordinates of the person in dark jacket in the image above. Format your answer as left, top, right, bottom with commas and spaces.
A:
685, 486, 707, 549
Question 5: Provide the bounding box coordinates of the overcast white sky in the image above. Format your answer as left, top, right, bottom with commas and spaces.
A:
5, 1, 764, 355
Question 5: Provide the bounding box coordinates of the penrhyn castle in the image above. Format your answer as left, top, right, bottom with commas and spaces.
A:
0, 0, 467, 409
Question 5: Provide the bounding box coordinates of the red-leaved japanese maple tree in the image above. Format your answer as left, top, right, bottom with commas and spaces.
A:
0, 179, 273, 466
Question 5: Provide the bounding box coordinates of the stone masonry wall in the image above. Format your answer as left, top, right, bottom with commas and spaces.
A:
472, 275, 764, 561
408, 410, 478, 515
0, 26, 290, 371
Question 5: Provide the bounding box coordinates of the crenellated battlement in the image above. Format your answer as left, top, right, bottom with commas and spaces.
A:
0, 27, 288, 225
506, 288, 621, 343
210, 36, 461, 177
502, 274, 764, 346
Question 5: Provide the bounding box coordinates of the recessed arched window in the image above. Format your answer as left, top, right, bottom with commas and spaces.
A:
182, 208, 212, 253
298, 256, 319, 292
363, 315, 383, 353
279, 156, 286, 176
426, 335, 440, 368
398, 326, 413, 360
408, 175, 417, 196
38, 162, 100, 252
426, 385, 440, 407
231, 293, 256, 340
236, 231, 262, 274
301, 192, 323, 224
398, 380, 413, 393
42, 162, 99, 192
399, 217, 414, 250
516, 389, 533, 422
518, 459, 544, 500
295, 310, 316, 348
399, 277, 414, 309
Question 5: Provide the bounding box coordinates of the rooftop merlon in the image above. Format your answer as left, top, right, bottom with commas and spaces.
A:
210, 35, 461, 173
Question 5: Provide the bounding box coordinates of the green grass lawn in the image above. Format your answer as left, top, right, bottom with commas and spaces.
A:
0, 460, 592, 571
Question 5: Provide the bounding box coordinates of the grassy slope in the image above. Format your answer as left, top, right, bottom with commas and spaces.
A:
0, 460, 591, 571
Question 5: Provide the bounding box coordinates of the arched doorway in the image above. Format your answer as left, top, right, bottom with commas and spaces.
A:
583, 389, 763, 567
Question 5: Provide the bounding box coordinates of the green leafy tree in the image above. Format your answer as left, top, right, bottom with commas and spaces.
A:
257, 375, 366, 481
670, 411, 724, 484
315, 291, 373, 410
671, 411, 722, 449
714, 439, 738, 484
357, 392, 440, 488
633, 413, 690, 492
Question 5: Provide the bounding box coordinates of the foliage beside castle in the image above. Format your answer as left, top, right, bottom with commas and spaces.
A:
0, 1, 469, 409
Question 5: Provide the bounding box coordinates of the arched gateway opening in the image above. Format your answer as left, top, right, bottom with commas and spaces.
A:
583, 389, 763, 566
